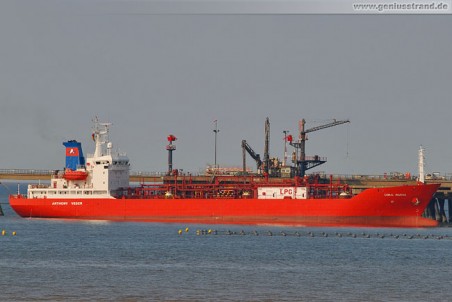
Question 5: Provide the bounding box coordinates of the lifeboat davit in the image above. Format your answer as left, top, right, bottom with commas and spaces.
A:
63, 169, 88, 180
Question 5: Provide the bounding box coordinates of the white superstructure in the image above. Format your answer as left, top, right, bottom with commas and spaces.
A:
28, 119, 130, 199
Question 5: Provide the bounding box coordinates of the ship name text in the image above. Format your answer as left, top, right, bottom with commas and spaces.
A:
52, 201, 83, 206
384, 193, 407, 197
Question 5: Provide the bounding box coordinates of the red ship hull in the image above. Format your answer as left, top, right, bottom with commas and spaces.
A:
9, 183, 440, 227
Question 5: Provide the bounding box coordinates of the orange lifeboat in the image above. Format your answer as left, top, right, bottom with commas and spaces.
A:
63, 169, 88, 181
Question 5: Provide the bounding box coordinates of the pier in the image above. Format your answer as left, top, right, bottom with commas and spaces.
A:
0, 169, 166, 182
1, 169, 451, 193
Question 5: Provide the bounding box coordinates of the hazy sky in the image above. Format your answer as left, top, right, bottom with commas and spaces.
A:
1, 1, 451, 176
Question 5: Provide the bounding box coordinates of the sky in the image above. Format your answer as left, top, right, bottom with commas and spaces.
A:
1, 1, 451, 177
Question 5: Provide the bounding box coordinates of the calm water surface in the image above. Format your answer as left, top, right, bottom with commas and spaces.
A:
1, 184, 452, 301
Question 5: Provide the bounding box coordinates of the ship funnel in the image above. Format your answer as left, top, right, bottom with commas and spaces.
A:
63, 140, 86, 170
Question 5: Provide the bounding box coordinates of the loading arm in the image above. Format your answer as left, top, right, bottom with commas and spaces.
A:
242, 140, 262, 172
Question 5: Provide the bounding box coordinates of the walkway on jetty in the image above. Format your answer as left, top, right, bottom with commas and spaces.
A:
1, 168, 451, 194
0, 169, 167, 182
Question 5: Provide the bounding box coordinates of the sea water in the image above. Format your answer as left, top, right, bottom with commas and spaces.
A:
1, 182, 452, 301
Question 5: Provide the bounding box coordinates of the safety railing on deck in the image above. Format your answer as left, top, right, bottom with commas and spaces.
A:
0, 169, 56, 175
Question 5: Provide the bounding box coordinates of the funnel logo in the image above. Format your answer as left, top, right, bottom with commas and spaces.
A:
66, 148, 79, 157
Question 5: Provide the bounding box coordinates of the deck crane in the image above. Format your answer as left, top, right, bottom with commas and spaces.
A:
264, 117, 270, 175
242, 140, 262, 173
290, 119, 350, 177
242, 117, 270, 175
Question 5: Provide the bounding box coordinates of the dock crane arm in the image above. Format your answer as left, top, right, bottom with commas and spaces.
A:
294, 118, 350, 177
303, 119, 350, 134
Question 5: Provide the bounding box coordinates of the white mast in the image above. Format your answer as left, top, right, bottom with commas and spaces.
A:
418, 145, 425, 183
92, 117, 112, 158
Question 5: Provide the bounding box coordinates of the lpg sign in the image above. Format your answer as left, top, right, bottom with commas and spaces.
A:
257, 187, 307, 199
279, 188, 293, 195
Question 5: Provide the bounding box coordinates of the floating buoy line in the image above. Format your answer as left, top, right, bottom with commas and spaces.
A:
1, 229, 17, 236
177, 229, 452, 241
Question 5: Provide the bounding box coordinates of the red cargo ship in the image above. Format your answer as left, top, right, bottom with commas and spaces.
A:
9, 119, 439, 227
